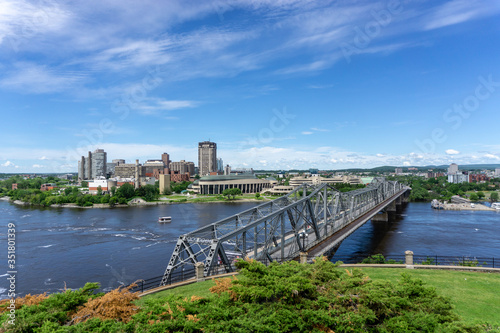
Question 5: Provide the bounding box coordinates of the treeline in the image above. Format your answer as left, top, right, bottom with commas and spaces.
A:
0, 176, 163, 207
388, 175, 500, 202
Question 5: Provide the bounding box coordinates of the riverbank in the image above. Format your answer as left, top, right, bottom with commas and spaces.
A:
0, 195, 270, 209
442, 202, 496, 211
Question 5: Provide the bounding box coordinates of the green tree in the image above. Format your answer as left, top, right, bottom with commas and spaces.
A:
490, 191, 499, 202
110, 186, 117, 196
255, 192, 261, 199
97, 185, 102, 196
477, 191, 485, 199
469, 193, 479, 201
223, 188, 242, 199
81, 181, 88, 188
116, 183, 135, 199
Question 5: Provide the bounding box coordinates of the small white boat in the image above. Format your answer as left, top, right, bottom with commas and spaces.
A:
158, 216, 172, 223
492, 203, 500, 210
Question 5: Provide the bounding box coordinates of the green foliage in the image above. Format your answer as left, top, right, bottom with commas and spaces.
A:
255, 192, 261, 199
0, 260, 498, 332
222, 188, 242, 199
490, 191, 499, 202
362, 254, 403, 264
116, 183, 135, 199
470, 193, 479, 201
477, 191, 485, 199
171, 181, 191, 194
80, 181, 88, 188
134, 184, 159, 202
0, 283, 100, 332
420, 256, 436, 265
456, 259, 482, 267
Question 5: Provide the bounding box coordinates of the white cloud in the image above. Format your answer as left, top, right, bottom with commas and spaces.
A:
301, 131, 313, 135
484, 154, 500, 160
39, 156, 49, 160
0, 62, 87, 93
423, 0, 500, 31
446, 149, 460, 155
310, 127, 330, 132
135, 98, 199, 115
1, 161, 14, 167
32, 164, 44, 168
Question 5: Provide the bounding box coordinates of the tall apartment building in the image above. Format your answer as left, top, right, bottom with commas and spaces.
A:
496, 168, 500, 177
170, 160, 195, 176
448, 163, 458, 175
217, 158, 223, 173
78, 148, 107, 180
198, 141, 217, 176
92, 149, 107, 178
161, 153, 171, 171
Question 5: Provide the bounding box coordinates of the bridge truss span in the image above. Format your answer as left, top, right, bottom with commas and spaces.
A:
160, 178, 410, 285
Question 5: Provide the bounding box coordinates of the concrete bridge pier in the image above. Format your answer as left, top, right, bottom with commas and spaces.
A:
371, 211, 389, 222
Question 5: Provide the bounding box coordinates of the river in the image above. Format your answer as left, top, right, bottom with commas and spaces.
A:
1, 200, 499, 298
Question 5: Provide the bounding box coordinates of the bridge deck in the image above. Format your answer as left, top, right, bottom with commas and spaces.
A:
307, 189, 407, 258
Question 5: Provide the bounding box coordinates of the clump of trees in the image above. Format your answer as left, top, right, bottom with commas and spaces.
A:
0, 259, 490, 332
222, 188, 242, 199
389, 175, 500, 202
0, 176, 162, 207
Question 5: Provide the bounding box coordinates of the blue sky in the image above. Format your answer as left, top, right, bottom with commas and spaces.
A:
1, 0, 500, 172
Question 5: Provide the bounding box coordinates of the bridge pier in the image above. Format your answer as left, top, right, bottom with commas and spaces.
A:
386, 201, 397, 213
299, 252, 308, 264
371, 211, 388, 222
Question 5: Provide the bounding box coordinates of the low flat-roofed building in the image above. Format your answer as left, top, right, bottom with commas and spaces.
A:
267, 185, 295, 195
289, 175, 362, 187
193, 174, 275, 194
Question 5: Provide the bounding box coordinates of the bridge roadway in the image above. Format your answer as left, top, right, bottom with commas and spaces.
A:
306, 188, 407, 258
261, 187, 409, 261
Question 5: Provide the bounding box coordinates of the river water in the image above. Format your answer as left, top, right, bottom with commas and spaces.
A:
1, 200, 499, 298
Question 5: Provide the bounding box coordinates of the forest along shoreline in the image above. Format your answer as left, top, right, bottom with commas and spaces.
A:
0, 196, 268, 209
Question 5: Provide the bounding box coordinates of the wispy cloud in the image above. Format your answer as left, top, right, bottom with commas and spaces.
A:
446, 149, 460, 155
0, 62, 87, 93
422, 0, 500, 31
135, 98, 199, 115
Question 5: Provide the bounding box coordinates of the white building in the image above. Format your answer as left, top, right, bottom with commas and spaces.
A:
448, 163, 459, 175
448, 172, 468, 184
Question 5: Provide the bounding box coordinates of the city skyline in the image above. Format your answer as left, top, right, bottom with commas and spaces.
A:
1, 1, 500, 172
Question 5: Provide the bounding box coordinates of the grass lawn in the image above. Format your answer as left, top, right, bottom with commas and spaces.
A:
357, 268, 500, 325
140, 268, 500, 325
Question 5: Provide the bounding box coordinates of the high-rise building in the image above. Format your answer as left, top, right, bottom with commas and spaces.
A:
170, 160, 195, 176
198, 141, 217, 176
217, 158, 223, 173
161, 153, 171, 170
448, 163, 458, 175
91, 149, 107, 178
496, 168, 500, 177
78, 149, 107, 180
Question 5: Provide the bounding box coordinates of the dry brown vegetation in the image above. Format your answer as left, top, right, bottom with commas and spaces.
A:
209, 277, 237, 296
71, 284, 139, 324
0, 293, 48, 314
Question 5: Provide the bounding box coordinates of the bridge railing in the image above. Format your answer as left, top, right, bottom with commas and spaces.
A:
130, 253, 498, 294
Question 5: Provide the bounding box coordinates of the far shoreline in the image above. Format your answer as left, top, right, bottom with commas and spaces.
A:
0, 196, 270, 209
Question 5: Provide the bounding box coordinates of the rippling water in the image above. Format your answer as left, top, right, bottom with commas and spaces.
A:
0, 200, 499, 298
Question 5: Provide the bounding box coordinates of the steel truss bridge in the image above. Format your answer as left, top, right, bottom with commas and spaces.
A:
160, 178, 410, 285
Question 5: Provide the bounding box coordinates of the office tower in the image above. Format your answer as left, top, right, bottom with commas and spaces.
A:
198, 141, 217, 176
